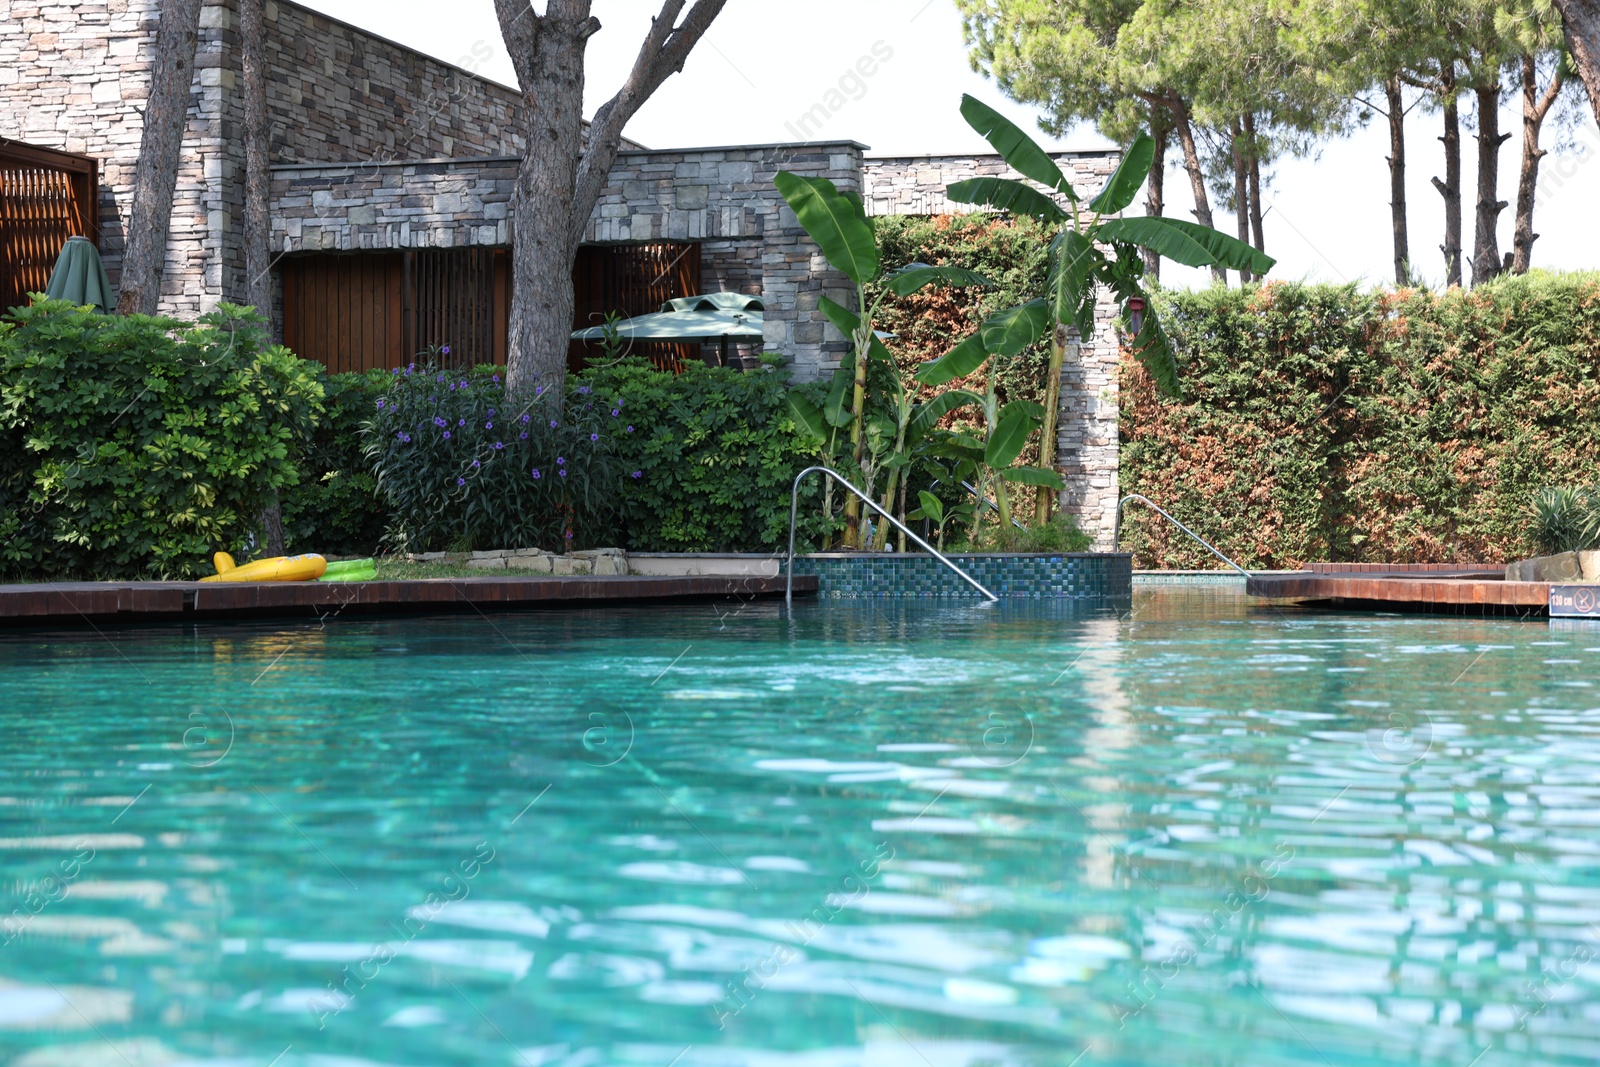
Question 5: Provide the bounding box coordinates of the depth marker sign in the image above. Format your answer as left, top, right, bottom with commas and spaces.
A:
1550, 585, 1600, 618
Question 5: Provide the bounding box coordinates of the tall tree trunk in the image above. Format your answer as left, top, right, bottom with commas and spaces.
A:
494, 0, 728, 398
116, 0, 203, 316
1168, 97, 1225, 283
241, 0, 272, 321
1384, 76, 1411, 285
1244, 110, 1265, 257
1552, 0, 1600, 129
1471, 80, 1510, 286
1143, 122, 1167, 283
1431, 62, 1464, 288
1513, 54, 1563, 273
242, 0, 283, 556
1230, 116, 1252, 285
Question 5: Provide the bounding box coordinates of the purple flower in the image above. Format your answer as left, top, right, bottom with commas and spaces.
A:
449, 382, 457, 391
550, 420, 558, 428
535, 385, 545, 396
559, 469, 567, 477
437, 374, 445, 383
442, 345, 452, 356
520, 414, 531, 424
434, 417, 447, 427
456, 477, 466, 486
577, 385, 591, 395
556, 457, 565, 466
391, 368, 401, 376
486, 422, 494, 430
589, 433, 599, 442
492, 441, 504, 450
377, 399, 386, 409
532, 469, 542, 479
611, 409, 620, 417
395, 431, 406, 441
493, 374, 501, 384
443, 431, 451, 440
518, 432, 528, 440
458, 418, 466, 427
472, 459, 481, 469
626, 425, 634, 433
407, 363, 416, 374
631, 470, 642, 479
488, 409, 497, 417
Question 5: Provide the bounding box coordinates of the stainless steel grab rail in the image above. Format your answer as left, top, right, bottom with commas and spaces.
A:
786, 466, 999, 605
1112, 493, 1250, 578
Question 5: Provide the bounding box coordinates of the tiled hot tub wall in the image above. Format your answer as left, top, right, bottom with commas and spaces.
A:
791, 553, 1132, 599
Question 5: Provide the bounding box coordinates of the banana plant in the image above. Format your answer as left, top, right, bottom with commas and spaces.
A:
949, 95, 1276, 524
775, 172, 989, 547
914, 299, 1064, 539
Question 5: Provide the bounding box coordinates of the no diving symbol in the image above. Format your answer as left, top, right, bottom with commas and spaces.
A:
1577, 588, 1597, 614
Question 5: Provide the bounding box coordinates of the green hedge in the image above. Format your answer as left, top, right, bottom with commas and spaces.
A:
1119, 274, 1600, 568
281, 369, 390, 557
577, 358, 832, 552
0, 302, 324, 580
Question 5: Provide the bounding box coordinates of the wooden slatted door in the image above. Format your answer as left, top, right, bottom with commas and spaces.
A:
0, 140, 100, 314
280, 253, 404, 375
281, 249, 510, 374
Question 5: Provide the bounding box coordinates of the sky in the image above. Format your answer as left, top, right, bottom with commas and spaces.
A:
300, 0, 1600, 290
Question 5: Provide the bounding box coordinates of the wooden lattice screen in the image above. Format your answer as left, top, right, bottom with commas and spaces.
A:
0, 139, 100, 314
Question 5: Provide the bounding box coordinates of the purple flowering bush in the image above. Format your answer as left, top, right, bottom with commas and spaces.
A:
365, 363, 622, 551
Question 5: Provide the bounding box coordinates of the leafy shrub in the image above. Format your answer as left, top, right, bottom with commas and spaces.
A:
281, 369, 391, 557
0, 301, 324, 580
1120, 273, 1600, 567
577, 358, 833, 552
365, 363, 622, 552
1529, 487, 1600, 554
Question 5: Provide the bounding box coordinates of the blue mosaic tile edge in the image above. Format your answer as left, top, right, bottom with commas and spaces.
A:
792, 553, 1133, 599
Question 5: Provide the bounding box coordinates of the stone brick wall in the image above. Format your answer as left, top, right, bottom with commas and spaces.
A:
865, 152, 1125, 549
260, 0, 525, 165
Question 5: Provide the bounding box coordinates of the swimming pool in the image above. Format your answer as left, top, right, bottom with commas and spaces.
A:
1, 590, 1596, 1066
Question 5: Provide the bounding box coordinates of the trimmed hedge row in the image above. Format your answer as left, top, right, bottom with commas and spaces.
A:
1119, 274, 1600, 568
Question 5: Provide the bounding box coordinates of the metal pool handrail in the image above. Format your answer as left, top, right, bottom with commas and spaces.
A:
1113, 493, 1251, 578
786, 466, 999, 606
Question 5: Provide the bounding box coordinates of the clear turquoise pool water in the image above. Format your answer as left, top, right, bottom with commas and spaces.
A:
1, 591, 1598, 1067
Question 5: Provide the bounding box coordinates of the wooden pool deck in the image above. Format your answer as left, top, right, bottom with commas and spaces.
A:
1247, 563, 1561, 615
0, 574, 816, 626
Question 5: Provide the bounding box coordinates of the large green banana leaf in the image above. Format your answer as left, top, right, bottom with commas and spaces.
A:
818, 296, 895, 363
1088, 132, 1155, 215
907, 389, 982, 444
947, 177, 1067, 225
914, 333, 990, 386
999, 466, 1066, 490
981, 299, 1051, 357
986, 400, 1044, 468
1097, 216, 1275, 275
884, 263, 992, 296
775, 171, 879, 287
959, 95, 1077, 200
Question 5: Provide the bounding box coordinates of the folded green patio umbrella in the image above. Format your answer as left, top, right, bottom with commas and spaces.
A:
572, 292, 766, 367
45, 236, 115, 313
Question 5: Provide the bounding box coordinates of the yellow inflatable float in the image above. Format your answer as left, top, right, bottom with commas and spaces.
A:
200, 552, 328, 583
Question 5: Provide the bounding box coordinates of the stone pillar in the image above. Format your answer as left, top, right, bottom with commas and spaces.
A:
1056, 309, 1122, 551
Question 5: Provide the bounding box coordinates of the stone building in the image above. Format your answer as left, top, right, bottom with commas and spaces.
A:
1, 0, 1127, 544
